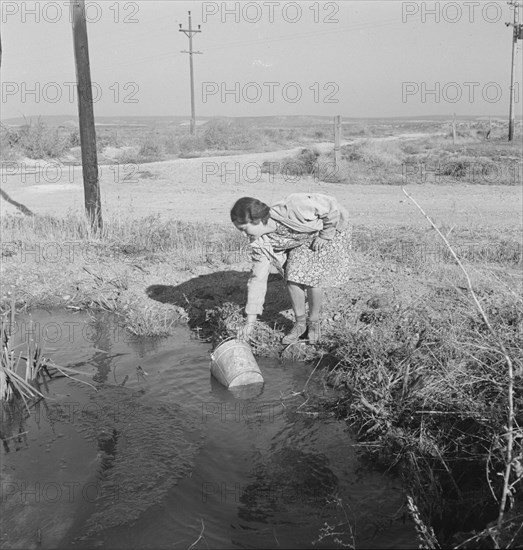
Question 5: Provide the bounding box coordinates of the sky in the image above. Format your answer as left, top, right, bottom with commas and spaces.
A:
1, 0, 522, 120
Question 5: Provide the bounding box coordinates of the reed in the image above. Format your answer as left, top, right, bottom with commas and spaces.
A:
0, 298, 97, 408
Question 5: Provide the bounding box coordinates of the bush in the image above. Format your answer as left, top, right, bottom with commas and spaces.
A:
342, 140, 405, 167
203, 120, 232, 149
138, 137, 163, 161
202, 120, 261, 151
279, 148, 321, 177
0, 124, 22, 160
17, 119, 69, 159
178, 133, 206, 157
161, 132, 179, 155
67, 128, 81, 147
96, 129, 119, 152
261, 148, 351, 183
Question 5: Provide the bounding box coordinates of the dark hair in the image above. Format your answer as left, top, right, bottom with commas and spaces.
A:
230, 197, 270, 225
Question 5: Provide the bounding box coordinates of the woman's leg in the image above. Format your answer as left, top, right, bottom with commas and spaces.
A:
287, 282, 306, 319
306, 287, 323, 321
306, 287, 323, 343
282, 282, 307, 343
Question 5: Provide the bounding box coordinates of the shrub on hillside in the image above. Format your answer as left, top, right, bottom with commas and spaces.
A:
178, 133, 206, 157
202, 120, 261, 150
16, 119, 69, 159
5, 119, 70, 159
342, 140, 405, 167
138, 137, 163, 161
0, 124, 22, 160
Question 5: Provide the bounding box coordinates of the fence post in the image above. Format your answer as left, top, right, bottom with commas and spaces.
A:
334, 115, 342, 168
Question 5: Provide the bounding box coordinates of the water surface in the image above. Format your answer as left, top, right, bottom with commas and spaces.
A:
1, 310, 417, 549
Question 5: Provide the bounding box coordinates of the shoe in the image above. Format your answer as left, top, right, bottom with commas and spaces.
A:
281, 321, 307, 344
306, 320, 321, 344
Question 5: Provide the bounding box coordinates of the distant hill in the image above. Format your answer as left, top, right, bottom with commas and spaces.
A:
2, 113, 517, 127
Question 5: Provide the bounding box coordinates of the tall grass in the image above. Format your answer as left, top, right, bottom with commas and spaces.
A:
0, 315, 47, 406
0, 211, 241, 254
1, 297, 97, 411
0, 212, 247, 337
0, 119, 70, 160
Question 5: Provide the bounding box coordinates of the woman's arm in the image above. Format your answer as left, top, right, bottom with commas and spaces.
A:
244, 246, 271, 316
311, 194, 341, 240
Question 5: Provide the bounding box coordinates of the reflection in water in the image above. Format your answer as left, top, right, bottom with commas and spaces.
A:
88, 315, 116, 384
73, 386, 201, 538
0, 402, 30, 453
239, 448, 339, 523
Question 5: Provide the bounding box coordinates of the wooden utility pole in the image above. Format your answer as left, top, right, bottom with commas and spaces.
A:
334, 115, 342, 168
179, 11, 202, 135
506, 1, 522, 141
71, 0, 102, 229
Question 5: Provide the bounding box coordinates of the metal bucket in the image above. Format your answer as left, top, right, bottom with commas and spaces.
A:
210, 338, 263, 388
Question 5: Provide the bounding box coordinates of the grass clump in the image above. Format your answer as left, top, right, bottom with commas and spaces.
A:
178, 133, 206, 158
263, 140, 409, 185
261, 148, 325, 181
0, 119, 69, 160
322, 284, 522, 546
316, 196, 523, 547
1, 300, 96, 411
399, 134, 522, 186
1, 313, 48, 405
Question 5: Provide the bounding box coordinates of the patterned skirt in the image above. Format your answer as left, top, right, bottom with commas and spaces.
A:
284, 227, 353, 287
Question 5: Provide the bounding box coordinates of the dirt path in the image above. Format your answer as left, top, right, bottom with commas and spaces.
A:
1, 136, 521, 230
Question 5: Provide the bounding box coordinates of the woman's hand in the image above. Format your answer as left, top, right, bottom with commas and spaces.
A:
241, 322, 255, 341
240, 314, 257, 341
310, 236, 328, 251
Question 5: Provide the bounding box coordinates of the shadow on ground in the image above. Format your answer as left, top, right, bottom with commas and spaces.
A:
146, 270, 292, 335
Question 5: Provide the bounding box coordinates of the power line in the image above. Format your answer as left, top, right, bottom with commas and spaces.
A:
179, 10, 202, 134
203, 17, 413, 51
92, 16, 417, 72
505, 1, 522, 140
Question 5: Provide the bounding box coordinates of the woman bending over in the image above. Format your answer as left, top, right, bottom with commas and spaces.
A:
230, 192, 352, 344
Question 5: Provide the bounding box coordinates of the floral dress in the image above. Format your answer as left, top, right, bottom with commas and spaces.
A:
268, 220, 353, 287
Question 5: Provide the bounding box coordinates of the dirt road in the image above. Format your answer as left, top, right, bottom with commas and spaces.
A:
1, 140, 521, 230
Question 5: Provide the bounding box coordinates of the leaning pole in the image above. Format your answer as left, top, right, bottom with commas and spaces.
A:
71, 0, 102, 229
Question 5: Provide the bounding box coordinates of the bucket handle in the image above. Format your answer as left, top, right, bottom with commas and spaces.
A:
210, 334, 246, 357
